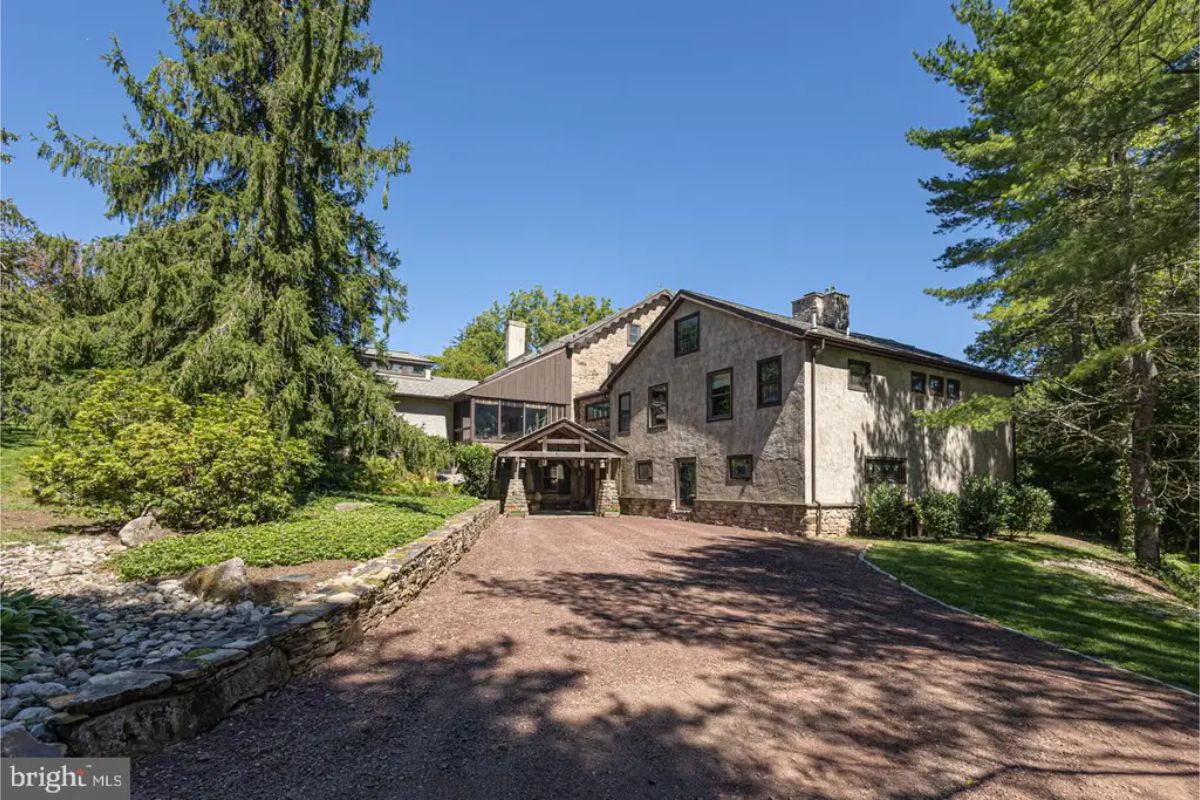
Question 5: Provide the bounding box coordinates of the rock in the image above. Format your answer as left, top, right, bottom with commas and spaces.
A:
0, 696, 31, 719
183, 558, 250, 603
91, 659, 120, 674
8, 682, 68, 701
250, 577, 307, 605
14, 705, 53, 724
333, 501, 373, 512
1, 723, 66, 757
44, 694, 75, 712
47, 562, 75, 576
118, 514, 169, 548
68, 671, 172, 715
55, 652, 79, 675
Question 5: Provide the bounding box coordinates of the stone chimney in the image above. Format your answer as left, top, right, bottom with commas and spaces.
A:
792, 288, 850, 332
505, 320, 527, 364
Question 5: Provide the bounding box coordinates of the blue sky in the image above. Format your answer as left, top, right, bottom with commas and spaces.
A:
1, 1, 981, 360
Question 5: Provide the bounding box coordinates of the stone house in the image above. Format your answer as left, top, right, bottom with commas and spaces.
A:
598, 289, 1020, 534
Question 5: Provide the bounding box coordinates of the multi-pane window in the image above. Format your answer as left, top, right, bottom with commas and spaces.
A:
928, 375, 944, 396
524, 406, 548, 433
674, 313, 700, 356
946, 378, 961, 400
865, 457, 906, 485
501, 403, 524, 438
911, 371, 926, 393
628, 323, 642, 345
707, 368, 733, 421
757, 356, 782, 407
617, 392, 631, 434
848, 360, 872, 391
727, 455, 753, 481
585, 402, 609, 421
635, 460, 653, 482
648, 383, 669, 429
474, 402, 499, 439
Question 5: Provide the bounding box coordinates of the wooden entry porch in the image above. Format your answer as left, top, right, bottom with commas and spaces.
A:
495, 419, 627, 517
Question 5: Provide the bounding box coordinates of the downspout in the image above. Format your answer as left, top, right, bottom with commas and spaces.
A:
809, 336, 825, 536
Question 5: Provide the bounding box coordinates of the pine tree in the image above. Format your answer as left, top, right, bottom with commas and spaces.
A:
35, 0, 409, 454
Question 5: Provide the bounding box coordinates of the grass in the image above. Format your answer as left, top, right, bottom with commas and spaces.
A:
110, 493, 480, 580
863, 538, 1199, 692
0, 428, 42, 512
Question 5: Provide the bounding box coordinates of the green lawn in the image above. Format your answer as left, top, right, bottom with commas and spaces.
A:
0, 428, 42, 512
111, 493, 480, 580
863, 538, 1199, 692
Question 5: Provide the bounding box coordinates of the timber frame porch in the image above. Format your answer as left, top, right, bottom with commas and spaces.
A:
495, 419, 627, 516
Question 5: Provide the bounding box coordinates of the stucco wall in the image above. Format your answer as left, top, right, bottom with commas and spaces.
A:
812, 344, 1014, 504
570, 298, 670, 406
611, 300, 808, 506
393, 397, 453, 439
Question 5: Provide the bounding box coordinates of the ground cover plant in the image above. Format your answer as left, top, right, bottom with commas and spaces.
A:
864, 538, 1198, 691
111, 494, 480, 581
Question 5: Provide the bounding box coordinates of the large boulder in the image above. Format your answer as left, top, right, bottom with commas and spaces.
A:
0, 723, 66, 757
182, 558, 250, 603
118, 515, 169, 548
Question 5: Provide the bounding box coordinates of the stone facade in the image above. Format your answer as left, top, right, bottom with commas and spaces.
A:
503, 473, 528, 516
47, 502, 499, 756
569, 297, 670, 413
598, 479, 620, 516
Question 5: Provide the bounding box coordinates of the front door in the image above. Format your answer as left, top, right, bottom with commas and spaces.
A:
676, 459, 697, 510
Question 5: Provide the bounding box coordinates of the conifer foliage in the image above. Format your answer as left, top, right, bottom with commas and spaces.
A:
35, 0, 409, 453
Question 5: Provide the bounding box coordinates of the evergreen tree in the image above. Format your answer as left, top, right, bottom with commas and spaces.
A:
34, 0, 409, 454
908, 0, 1197, 565
437, 287, 614, 379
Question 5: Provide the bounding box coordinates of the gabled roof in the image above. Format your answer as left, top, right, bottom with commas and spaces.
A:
377, 372, 478, 399
602, 289, 1022, 389
495, 418, 628, 458
361, 347, 436, 365
457, 289, 673, 400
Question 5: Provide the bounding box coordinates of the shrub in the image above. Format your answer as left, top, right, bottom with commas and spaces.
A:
0, 589, 85, 681
915, 491, 959, 540
455, 443, 495, 498
395, 421, 454, 477
353, 455, 405, 493
1159, 555, 1199, 606
26, 372, 319, 529
958, 474, 1013, 539
1009, 484, 1054, 533
864, 483, 911, 537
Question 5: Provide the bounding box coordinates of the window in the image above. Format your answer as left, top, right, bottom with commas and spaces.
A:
648, 383, 669, 429
757, 356, 782, 407
628, 323, 641, 345
617, 392, 631, 434
865, 457, 906, 485
727, 455, 753, 481
946, 378, 961, 400
635, 460, 653, 482
474, 402, 498, 439
707, 368, 733, 421
911, 371, 926, 394
585, 401, 610, 421
848, 359, 871, 391
501, 402, 524, 438
524, 405, 548, 433
674, 313, 700, 356
928, 374, 944, 396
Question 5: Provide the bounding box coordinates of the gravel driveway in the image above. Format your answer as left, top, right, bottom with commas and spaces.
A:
132, 516, 1198, 799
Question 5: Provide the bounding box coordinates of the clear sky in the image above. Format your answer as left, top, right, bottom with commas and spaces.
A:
1, 1, 982, 360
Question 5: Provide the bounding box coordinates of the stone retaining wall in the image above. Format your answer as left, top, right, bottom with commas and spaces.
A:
620, 497, 859, 537
47, 501, 500, 756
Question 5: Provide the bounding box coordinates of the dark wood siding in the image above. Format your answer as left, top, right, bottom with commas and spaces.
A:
462, 348, 572, 405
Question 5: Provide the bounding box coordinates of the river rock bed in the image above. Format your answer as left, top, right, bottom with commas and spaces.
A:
0, 535, 278, 745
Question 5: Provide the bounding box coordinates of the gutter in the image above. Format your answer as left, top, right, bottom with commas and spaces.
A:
809, 336, 826, 536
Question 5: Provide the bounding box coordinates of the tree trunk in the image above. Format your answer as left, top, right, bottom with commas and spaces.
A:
1119, 269, 1160, 567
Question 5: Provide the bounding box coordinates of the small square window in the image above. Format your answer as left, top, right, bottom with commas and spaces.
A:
707, 368, 733, 421
727, 455, 753, 481
911, 371, 926, 394
674, 313, 700, 356
848, 360, 871, 391
617, 392, 631, 434
757, 356, 782, 407
946, 378, 961, 400
648, 383, 669, 429
585, 402, 609, 421
928, 375, 944, 396
635, 460, 653, 482
865, 457, 906, 485
628, 323, 641, 345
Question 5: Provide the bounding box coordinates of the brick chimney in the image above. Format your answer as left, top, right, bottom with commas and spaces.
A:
505, 320, 527, 364
792, 288, 849, 332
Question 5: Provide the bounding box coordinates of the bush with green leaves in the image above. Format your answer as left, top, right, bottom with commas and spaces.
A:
1159, 555, 1198, 605
0, 589, 85, 681
864, 482, 912, 538
1008, 484, 1054, 533
915, 491, 959, 540
455, 444, 495, 499
395, 421, 454, 477
958, 474, 1014, 539
26, 372, 319, 529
